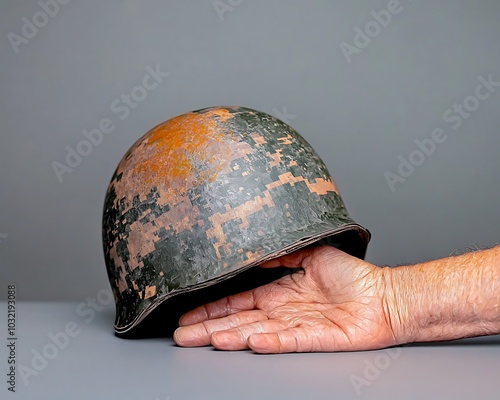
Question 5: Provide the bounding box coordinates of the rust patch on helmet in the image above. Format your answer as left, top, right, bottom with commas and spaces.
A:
111, 108, 237, 213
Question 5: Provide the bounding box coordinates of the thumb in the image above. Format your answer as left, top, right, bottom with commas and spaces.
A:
259, 246, 315, 269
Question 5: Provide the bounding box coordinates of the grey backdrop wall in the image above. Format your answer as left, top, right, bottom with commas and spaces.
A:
1, 0, 499, 301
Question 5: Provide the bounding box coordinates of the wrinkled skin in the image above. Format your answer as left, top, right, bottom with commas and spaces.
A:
174, 246, 398, 353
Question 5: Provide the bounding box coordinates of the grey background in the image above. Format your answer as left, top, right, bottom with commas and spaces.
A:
1, 0, 499, 300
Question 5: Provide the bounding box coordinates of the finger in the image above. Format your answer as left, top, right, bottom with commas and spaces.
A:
248, 327, 319, 353
174, 310, 267, 347
178, 290, 256, 326
259, 247, 314, 269
211, 320, 288, 351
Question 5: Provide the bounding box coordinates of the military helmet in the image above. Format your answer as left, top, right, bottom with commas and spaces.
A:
102, 106, 370, 335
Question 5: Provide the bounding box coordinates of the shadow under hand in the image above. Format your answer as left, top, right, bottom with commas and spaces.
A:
405, 335, 500, 347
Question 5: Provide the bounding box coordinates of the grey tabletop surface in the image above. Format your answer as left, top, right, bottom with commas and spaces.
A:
1, 301, 499, 400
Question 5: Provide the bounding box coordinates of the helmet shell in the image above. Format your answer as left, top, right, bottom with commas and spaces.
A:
102, 106, 370, 334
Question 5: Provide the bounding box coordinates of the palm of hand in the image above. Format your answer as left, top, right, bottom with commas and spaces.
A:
174, 246, 396, 353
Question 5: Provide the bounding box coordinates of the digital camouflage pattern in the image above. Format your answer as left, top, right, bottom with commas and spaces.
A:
102, 106, 370, 334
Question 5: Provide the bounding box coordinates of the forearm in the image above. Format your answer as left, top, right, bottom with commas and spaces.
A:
389, 246, 500, 344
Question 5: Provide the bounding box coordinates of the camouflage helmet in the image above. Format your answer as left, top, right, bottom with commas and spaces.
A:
102, 106, 370, 335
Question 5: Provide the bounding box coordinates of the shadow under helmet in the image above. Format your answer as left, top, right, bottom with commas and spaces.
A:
102, 106, 370, 335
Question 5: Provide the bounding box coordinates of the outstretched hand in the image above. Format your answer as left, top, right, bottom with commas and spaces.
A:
174, 246, 399, 353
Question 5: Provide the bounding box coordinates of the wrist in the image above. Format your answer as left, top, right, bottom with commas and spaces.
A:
386, 263, 432, 344
380, 265, 412, 345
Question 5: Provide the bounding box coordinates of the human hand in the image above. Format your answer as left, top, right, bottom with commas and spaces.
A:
174, 245, 400, 353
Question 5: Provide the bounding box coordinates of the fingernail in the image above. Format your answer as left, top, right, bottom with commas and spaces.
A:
174, 327, 192, 343
173, 328, 185, 344
174, 326, 205, 346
